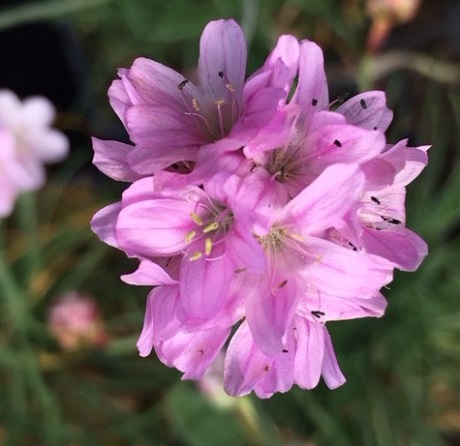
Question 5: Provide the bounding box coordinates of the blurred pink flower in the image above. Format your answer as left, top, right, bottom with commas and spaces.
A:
48, 292, 109, 351
0, 89, 68, 217
366, 0, 422, 52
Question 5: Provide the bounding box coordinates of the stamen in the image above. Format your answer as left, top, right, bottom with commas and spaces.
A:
215, 100, 226, 137
190, 212, 203, 226
185, 230, 196, 244
225, 83, 235, 93
205, 238, 213, 256
203, 221, 219, 233
192, 98, 200, 111
189, 251, 203, 261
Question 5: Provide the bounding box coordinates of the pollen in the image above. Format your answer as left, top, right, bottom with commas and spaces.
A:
185, 230, 196, 244
225, 83, 235, 93
203, 221, 219, 233
192, 98, 200, 111
189, 251, 203, 261
205, 238, 213, 256
190, 212, 203, 226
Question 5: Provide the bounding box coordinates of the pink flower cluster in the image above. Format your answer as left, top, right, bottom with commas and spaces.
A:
48, 291, 109, 351
91, 19, 429, 398
0, 90, 69, 217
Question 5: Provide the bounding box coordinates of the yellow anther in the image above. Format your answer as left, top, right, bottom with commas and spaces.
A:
313, 255, 323, 265
190, 212, 203, 226
203, 221, 219, 233
185, 230, 196, 244
189, 251, 203, 261
215, 99, 225, 106
205, 238, 213, 256
226, 83, 235, 92
192, 98, 200, 111
289, 232, 304, 242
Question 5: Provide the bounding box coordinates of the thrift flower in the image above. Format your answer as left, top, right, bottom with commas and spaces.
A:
0, 90, 69, 217
48, 292, 109, 351
93, 19, 296, 181
91, 19, 430, 398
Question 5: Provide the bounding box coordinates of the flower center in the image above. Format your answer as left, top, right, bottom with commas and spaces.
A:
178, 73, 241, 142
184, 202, 234, 261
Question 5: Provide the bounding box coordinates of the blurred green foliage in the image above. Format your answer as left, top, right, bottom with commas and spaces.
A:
0, 0, 460, 445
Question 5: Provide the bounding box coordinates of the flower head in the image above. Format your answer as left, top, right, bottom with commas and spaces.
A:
48, 292, 109, 351
0, 90, 69, 217
91, 19, 430, 398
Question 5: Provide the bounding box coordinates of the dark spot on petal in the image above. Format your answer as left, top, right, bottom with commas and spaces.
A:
371, 196, 381, 205
381, 216, 401, 225
373, 126, 378, 130
360, 98, 367, 109
333, 139, 342, 148
312, 98, 318, 106
264, 365, 270, 372
218, 71, 224, 78
278, 279, 288, 288
178, 79, 189, 90
348, 241, 358, 251
234, 267, 247, 273
311, 310, 325, 318
282, 349, 289, 353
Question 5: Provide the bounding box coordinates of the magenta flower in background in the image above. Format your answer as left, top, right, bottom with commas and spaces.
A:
91, 19, 430, 398
0, 90, 69, 217
48, 292, 109, 351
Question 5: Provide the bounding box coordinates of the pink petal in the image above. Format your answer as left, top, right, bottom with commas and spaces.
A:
126, 104, 205, 148
280, 163, 365, 234
292, 41, 329, 121
245, 272, 300, 355
305, 124, 386, 172
223, 321, 274, 397
394, 147, 428, 186
121, 258, 178, 286
361, 226, 428, 271
304, 292, 388, 321
29, 129, 68, 163
92, 138, 142, 182
137, 286, 180, 356
124, 57, 198, 108
294, 317, 325, 389
22, 96, 55, 126
157, 325, 230, 380
321, 328, 346, 389
115, 198, 195, 257
179, 245, 234, 328
298, 237, 393, 298
336, 91, 393, 132
90, 202, 122, 249
198, 19, 246, 104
